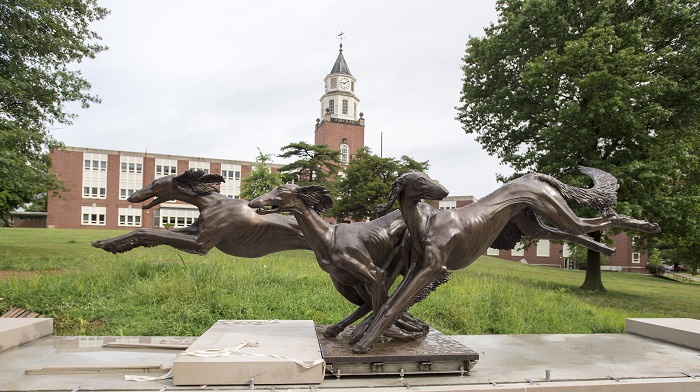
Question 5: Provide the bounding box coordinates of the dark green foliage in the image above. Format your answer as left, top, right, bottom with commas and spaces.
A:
458, 0, 700, 290
240, 149, 284, 200
0, 0, 108, 225
329, 147, 429, 222
277, 142, 342, 185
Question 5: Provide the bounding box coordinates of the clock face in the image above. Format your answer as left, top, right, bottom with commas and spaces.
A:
339, 77, 350, 90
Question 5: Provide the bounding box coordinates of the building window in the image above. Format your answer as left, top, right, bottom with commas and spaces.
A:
328, 99, 335, 115
536, 240, 550, 257
83, 186, 106, 198
487, 248, 500, 256
342, 99, 349, 115
351, 81, 355, 91
189, 161, 210, 174
118, 207, 142, 227
340, 143, 349, 164
83, 153, 108, 200
632, 253, 641, 263
156, 158, 178, 178
220, 164, 242, 199
120, 156, 144, 201
439, 200, 457, 210
120, 157, 143, 174
511, 243, 525, 257
330, 77, 337, 89
81, 206, 106, 226
158, 207, 199, 228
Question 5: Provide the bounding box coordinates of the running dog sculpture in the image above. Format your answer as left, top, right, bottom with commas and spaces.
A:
249, 184, 429, 340
352, 167, 660, 353
93, 169, 311, 257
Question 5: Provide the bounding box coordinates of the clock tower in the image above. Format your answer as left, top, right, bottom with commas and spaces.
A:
315, 43, 365, 164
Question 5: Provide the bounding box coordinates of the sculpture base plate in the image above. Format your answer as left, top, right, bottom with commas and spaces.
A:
317, 325, 478, 378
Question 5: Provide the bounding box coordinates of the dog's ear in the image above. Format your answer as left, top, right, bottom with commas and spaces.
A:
201, 173, 225, 184
376, 175, 406, 215
173, 169, 222, 195
296, 185, 333, 213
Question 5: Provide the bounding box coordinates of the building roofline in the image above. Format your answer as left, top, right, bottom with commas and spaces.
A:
54, 146, 283, 169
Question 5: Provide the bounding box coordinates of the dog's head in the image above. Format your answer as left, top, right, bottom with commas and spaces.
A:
249, 184, 333, 215
376, 172, 449, 215
128, 169, 224, 209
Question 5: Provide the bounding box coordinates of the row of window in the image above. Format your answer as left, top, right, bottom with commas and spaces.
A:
81, 206, 143, 227
326, 99, 356, 116
487, 243, 641, 263
82, 154, 242, 200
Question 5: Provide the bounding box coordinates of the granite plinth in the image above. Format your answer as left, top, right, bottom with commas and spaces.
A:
172, 320, 324, 386
0, 318, 53, 353
317, 326, 479, 377
626, 317, 700, 350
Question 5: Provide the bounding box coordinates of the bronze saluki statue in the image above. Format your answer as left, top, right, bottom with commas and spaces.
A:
249, 184, 428, 340
351, 167, 660, 353
93, 169, 311, 257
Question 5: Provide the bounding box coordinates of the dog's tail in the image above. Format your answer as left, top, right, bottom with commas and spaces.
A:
533, 166, 618, 216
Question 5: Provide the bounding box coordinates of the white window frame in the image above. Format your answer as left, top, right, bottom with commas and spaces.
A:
632, 252, 641, 263
487, 248, 500, 256
82, 153, 108, 200
439, 200, 457, 210
189, 161, 210, 174
118, 207, 142, 227
340, 143, 349, 164
155, 158, 178, 178
158, 207, 199, 228
536, 240, 550, 257
328, 99, 335, 115
511, 243, 525, 257
81, 206, 106, 226
342, 99, 349, 115
119, 156, 144, 201
220, 164, 242, 199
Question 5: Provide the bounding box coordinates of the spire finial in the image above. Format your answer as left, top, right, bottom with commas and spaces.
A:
337, 31, 345, 51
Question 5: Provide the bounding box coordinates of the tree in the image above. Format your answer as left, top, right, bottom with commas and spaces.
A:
240, 149, 284, 200
329, 147, 429, 222
277, 142, 342, 185
457, 0, 700, 291
0, 0, 108, 225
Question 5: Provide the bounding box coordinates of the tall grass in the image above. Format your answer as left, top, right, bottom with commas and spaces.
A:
0, 228, 697, 336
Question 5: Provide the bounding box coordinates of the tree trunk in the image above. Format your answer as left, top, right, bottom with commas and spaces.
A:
580, 231, 607, 292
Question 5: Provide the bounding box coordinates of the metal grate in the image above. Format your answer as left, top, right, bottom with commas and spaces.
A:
1, 307, 43, 318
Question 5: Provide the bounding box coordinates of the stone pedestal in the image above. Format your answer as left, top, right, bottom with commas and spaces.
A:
172, 320, 324, 386
626, 317, 700, 350
0, 318, 53, 353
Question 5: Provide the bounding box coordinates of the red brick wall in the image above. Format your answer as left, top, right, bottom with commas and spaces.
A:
47, 149, 84, 229
315, 120, 365, 158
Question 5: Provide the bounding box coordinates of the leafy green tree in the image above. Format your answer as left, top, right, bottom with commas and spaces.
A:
0, 0, 108, 225
240, 149, 284, 201
458, 0, 699, 291
329, 147, 429, 222
277, 142, 342, 185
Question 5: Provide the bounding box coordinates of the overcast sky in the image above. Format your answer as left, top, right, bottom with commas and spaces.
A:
57, 0, 514, 198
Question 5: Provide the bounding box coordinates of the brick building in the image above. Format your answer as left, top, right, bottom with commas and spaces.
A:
47, 146, 270, 230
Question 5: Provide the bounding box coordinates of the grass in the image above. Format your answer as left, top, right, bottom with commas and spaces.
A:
0, 228, 698, 336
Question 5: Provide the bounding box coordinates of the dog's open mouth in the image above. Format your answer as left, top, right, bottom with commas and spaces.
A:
142, 197, 165, 210
255, 205, 279, 214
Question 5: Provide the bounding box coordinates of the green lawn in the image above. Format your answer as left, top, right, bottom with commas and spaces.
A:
0, 228, 697, 336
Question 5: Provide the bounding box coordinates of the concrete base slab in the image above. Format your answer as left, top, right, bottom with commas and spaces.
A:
1, 330, 700, 390
172, 320, 325, 386
0, 318, 52, 352
626, 318, 700, 350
